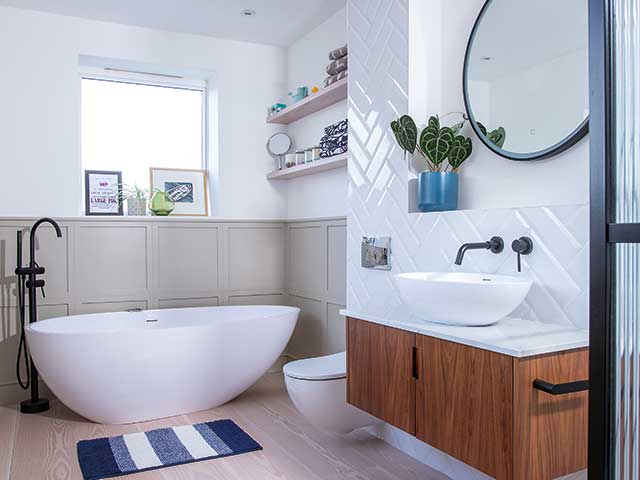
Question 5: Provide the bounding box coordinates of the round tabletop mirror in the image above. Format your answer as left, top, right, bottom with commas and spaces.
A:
463, 0, 589, 161
266, 132, 292, 157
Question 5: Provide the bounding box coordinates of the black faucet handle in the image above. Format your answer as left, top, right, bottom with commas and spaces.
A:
512, 236, 534, 255
26, 279, 45, 289
511, 236, 533, 272
489, 236, 504, 254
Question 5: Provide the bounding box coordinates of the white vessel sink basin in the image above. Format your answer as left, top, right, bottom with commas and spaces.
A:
395, 272, 532, 326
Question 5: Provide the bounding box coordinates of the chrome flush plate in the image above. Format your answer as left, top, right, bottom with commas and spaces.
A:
361, 236, 391, 270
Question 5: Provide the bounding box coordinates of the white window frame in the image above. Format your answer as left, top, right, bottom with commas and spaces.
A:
79, 66, 209, 203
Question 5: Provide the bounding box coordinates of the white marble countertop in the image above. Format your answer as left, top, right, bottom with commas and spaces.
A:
340, 306, 589, 358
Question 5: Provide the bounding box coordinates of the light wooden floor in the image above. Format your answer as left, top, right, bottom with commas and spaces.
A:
0, 374, 450, 480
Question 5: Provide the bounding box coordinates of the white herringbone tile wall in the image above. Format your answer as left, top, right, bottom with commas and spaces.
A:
347, 0, 589, 477
346, 0, 588, 331
348, 203, 589, 330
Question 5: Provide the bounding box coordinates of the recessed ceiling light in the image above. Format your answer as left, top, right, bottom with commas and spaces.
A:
241, 9, 256, 17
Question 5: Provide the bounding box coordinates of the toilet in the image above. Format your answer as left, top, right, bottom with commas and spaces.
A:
283, 352, 380, 434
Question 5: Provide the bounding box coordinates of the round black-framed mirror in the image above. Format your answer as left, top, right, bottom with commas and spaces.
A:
463, 0, 589, 161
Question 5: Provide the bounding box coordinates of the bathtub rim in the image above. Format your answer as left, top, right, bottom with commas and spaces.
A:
26, 304, 301, 336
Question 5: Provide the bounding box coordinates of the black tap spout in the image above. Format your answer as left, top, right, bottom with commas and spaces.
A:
29, 218, 62, 266
455, 241, 490, 265
454, 236, 504, 265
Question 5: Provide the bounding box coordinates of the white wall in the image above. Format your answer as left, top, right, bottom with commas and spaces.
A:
411, 0, 589, 210
0, 6, 288, 219
284, 8, 348, 219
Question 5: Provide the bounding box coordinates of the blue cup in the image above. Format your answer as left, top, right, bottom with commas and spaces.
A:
288, 86, 309, 102
418, 172, 459, 212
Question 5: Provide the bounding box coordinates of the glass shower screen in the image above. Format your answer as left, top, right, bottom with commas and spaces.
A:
612, 0, 640, 477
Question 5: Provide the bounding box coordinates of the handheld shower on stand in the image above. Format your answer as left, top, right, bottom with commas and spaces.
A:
15, 217, 63, 414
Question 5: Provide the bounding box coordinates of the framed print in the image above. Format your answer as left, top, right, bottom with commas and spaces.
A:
149, 168, 209, 216
84, 170, 123, 216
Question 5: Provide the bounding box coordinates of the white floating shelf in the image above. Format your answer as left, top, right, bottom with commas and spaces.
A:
266, 78, 347, 125
267, 154, 347, 180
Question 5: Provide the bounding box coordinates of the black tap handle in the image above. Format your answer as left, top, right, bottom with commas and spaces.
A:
511, 236, 534, 254
511, 237, 533, 273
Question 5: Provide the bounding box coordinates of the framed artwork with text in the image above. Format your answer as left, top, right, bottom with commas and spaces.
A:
84, 170, 123, 216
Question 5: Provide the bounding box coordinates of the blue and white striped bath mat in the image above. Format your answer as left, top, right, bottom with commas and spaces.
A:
77, 419, 262, 480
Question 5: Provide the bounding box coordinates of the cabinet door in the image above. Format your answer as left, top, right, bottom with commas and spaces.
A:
513, 348, 589, 480
346, 317, 415, 434
416, 335, 513, 480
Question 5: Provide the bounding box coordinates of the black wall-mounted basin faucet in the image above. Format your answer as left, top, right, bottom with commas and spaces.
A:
454, 236, 504, 265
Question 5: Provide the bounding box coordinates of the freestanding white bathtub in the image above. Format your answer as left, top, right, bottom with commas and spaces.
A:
26, 305, 299, 424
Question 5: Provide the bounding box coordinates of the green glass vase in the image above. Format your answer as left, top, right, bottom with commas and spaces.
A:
149, 191, 175, 216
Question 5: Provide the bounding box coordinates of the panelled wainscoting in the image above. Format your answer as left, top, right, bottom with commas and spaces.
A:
286, 220, 347, 359
0, 216, 346, 405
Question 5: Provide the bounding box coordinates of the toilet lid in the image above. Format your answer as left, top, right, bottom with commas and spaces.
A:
283, 352, 346, 381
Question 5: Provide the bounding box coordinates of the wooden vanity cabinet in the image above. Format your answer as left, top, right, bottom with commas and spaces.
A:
346, 317, 416, 434
346, 317, 589, 480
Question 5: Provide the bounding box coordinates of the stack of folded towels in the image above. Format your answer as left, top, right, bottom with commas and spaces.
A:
324, 44, 348, 87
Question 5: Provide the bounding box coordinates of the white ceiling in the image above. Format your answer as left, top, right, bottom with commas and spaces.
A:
0, 0, 346, 46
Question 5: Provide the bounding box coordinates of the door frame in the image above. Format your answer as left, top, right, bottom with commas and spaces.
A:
588, 0, 614, 477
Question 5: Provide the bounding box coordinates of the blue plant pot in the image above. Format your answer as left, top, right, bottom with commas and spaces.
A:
418, 172, 459, 212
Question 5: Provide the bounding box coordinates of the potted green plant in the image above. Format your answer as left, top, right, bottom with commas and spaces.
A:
118, 184, 150, 216
391, 114, 473, 212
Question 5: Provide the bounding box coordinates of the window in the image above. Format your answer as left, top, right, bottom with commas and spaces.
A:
81, 77, 206, 192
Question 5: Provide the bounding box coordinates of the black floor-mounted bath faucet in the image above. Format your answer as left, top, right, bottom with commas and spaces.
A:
454, 236, 504, 265
15, 217, 63, 414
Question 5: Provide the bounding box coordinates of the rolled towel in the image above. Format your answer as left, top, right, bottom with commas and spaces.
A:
326, 56, 348, 76
324, 70, 348, 87
328, 44, 348, 60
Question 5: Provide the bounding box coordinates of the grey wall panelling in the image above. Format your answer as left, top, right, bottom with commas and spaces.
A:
0, 217, 346, 403
285, 219, 347, 359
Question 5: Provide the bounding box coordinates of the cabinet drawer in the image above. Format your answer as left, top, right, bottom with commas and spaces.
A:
415, 335, 513, 480
346, 317, 415, 434
513, 348, 589, 480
